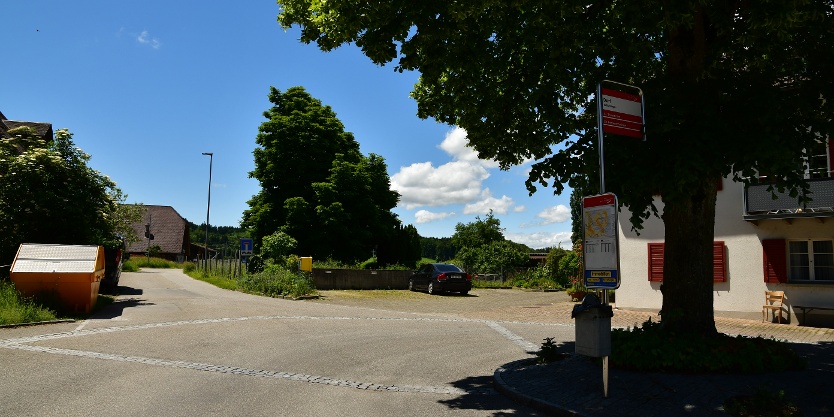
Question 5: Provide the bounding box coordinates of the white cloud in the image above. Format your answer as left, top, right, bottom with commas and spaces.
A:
505, 231, 573, 250
391, 161, 489, 209
537, 204, 571, 224
462, 189, 515, 215
137, 30, 161, 49
438, 127, 500, 168
414, 210, 455, 224
513, 205, 526, 213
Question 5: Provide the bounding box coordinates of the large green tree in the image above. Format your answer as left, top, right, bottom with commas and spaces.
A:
243, 86, 411, 263
277, 1, 834, 335
0, 127, 133, 263
452, 213, 528, 276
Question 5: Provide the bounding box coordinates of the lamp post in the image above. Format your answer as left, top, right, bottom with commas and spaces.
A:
202, 152, 213, 270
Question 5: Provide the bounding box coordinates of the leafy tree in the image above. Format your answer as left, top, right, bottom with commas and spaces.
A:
420, 236, 456, 261
451, 213, 527, 276
0, 127, 129, 262
261, 230, 297, 261
451, 211, 504, 250
243, 86, 413, 264
188, 222, 248, 258
378, 224, 422, 267
457, 240, 528, 278
277, 2, 834, 336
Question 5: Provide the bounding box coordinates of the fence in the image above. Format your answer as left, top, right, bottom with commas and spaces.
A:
192, 261, 412, 291
195, 258, 244, 279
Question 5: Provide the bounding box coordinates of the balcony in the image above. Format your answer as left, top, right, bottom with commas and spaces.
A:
744, 177, 834, 221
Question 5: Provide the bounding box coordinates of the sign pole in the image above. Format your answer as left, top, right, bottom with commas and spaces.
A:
594, 80, 643, 398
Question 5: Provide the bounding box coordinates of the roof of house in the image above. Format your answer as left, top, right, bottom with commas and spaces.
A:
0, 111, 53, 140
126, 205, 188, 254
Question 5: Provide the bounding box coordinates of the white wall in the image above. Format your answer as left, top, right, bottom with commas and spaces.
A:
616, 178, 834, 323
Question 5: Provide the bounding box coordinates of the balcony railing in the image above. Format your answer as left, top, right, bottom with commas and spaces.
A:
744, 177, 834, 221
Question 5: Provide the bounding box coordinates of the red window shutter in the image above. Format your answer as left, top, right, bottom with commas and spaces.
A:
713, 241, 726, 282
648, 243, 664, 282
762, 239, 787, 283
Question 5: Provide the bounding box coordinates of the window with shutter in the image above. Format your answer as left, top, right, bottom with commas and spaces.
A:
647, 242, 727, 282
648, 243, 664, 282
762, 239, 787, 283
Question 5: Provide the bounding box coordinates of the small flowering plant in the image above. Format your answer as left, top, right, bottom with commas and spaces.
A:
568, 277, 587, 294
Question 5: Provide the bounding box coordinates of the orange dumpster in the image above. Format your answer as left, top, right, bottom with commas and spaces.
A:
10, 243, 105, 314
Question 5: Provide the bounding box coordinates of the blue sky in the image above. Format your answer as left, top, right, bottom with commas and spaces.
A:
1, 1, 573, 249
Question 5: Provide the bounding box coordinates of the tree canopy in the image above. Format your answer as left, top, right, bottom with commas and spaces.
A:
242, 86, 418, 264
277, 2, 834, 334
451, 213, 528, 276
0, 127, 134, 263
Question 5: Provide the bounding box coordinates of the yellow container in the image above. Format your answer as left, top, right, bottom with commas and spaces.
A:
299, 257, 313, 272
10, 243, 105, 314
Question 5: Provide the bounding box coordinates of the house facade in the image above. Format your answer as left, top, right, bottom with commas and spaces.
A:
617, 172, 834, 326
127, 205, 191, 262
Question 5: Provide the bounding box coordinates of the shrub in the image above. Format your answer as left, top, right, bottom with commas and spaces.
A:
182, 262, 196, 273
360, 258, 379, 269
246, 255, 265, 274
512, 266, 560, 290
611, 318, 806, 373
237, 265, 316, 298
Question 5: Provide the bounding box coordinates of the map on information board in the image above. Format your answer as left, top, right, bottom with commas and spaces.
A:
582, 193, 620, 289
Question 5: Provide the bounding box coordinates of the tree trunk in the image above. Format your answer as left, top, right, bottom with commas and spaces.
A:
659, 178, 718, 336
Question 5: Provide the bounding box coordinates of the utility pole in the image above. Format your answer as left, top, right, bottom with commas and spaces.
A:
202, 152, 213, 270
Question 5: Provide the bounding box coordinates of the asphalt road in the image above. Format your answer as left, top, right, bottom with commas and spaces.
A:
0, 269, 584, 417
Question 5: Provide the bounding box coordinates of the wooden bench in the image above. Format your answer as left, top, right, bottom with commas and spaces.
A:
793, 305, 834, 325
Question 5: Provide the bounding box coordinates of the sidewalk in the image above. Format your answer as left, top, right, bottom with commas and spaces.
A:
493, 313, 834, 417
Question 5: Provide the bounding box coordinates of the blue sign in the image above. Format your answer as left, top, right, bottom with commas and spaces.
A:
240, 238, 254, 255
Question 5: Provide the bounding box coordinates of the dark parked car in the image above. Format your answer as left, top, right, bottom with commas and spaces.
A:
409, 263, 472, 295
100, 240, 126, 295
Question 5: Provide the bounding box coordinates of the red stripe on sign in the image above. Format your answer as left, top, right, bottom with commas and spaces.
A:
604, 124, 643, 138
601, 88, 641, 102
584, 193, 616, 208
603, 110, 643, 123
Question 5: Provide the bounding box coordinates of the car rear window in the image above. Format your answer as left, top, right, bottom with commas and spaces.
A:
435, 264, 463, 273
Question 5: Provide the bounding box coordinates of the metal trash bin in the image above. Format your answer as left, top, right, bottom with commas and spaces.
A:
571, 293, 614, 357
10, 243, 105, 314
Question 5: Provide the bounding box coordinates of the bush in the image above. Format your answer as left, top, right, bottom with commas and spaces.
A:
611, 318, 806, 373
246, 255, 265, 274
237, 265, 316, 298
511, 266, 560, 290
360, 258, 379, 269
182, 262, 196, 273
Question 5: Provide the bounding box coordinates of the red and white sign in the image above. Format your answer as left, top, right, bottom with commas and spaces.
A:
601, 88, 643, 139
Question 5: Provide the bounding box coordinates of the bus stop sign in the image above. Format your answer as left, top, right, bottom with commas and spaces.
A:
583, 193, 620, 289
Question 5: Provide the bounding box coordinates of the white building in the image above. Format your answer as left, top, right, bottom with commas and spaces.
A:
617, 172, 834, 326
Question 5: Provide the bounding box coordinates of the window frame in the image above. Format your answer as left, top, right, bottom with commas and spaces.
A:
786, 239, 834, 282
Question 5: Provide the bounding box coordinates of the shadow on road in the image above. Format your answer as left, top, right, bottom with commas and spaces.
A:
438, 375, 543, 416
117, 286, 143, 296
92, 297, 155, 320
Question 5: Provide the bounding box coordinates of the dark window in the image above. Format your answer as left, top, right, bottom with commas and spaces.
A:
788, 239, 834, 281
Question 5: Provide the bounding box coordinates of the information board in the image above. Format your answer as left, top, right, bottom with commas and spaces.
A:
583, 193, 620, 289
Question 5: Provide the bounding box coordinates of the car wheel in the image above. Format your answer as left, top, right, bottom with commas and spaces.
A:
460, 290, 469, 295
408, 279, 415, 291
427, 281, 436, 295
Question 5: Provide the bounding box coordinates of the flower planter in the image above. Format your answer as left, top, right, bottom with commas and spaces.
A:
568, 291, 586, 301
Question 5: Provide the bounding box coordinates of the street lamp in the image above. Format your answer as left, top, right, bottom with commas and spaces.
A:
202, 152, 213, 269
